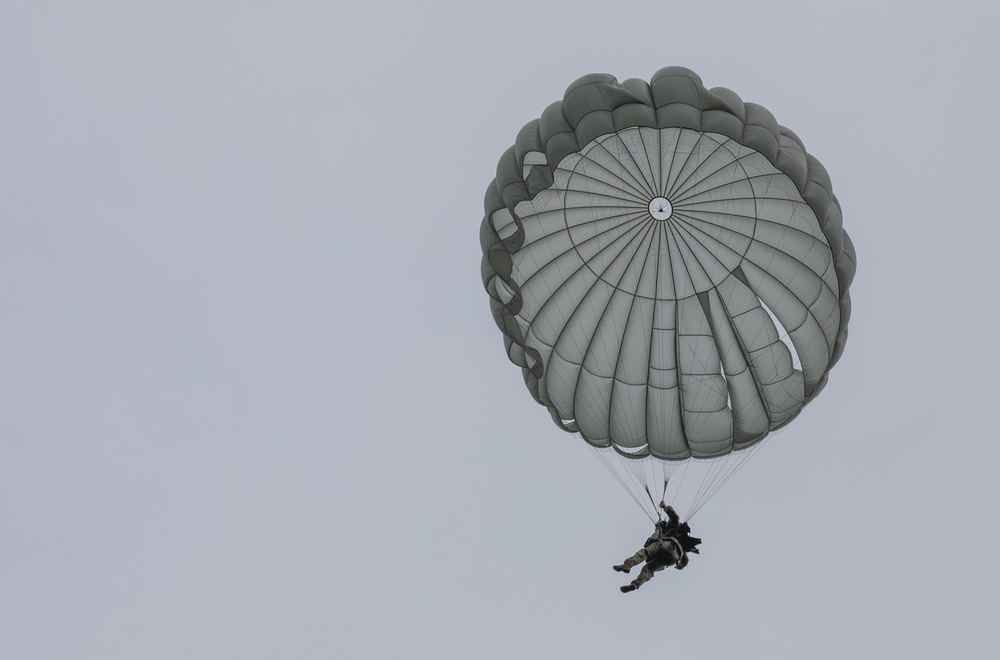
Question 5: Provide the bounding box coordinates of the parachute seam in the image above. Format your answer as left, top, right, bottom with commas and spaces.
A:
582, 133, 657, 200
645, 220, 666, 459
532, 213, 657, 432
598, 130, 658, 199
664, 130, 712, 200
519, 213, 651, 351
607, 218, 660, 452
667, 132, 732, 202
667, 135, 760, 205
663, 219, 732, 455
569, 219, 660, 443
663, 218, 701, 458
669, 212, 836, 380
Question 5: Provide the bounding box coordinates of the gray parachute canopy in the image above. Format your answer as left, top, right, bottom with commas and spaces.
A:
481, 67, 855, 464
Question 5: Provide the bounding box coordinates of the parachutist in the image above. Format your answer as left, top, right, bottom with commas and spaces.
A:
614, 503, 701, 593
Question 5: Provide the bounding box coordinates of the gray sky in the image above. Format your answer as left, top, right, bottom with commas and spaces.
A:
3, 1, 998, 658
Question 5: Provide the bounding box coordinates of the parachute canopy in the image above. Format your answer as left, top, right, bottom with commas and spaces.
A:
480, 68, 855, 498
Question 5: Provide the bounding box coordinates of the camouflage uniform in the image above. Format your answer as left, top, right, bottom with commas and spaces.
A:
615, 503, 693, 593
616, 536, 686, 592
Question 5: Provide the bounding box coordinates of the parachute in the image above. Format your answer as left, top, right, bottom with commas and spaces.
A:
480, 67, 855, 520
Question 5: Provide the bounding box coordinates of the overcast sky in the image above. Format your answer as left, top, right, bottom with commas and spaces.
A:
3, 1, 999, 658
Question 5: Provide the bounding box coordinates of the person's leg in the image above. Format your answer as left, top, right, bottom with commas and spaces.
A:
613, 547, 649, 573
620, 564, 657, 593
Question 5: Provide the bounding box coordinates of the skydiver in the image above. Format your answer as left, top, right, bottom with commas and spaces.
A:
614, 502, 700, 593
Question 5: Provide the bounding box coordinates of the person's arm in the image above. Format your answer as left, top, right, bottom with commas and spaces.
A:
659, 501, 680, 526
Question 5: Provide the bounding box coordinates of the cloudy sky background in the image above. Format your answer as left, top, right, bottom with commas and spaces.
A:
3, 1, 998, 658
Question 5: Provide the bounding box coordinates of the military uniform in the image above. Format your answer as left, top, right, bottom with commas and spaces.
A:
615, 503, 696, 593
